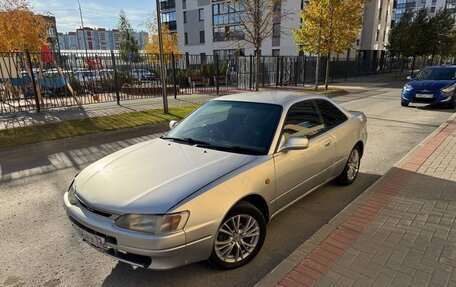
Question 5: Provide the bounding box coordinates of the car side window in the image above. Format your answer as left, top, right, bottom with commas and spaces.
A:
315, 99, 348, 129
281, 101, 325, 144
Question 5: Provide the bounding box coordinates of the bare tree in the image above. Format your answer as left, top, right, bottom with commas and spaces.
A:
226, 0, 288, 91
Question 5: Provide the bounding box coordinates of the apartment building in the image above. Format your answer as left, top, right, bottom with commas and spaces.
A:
58, 28, 148, 51
395, 0, 456, 22
160, 0, 394, 60
359, 0, 395, 63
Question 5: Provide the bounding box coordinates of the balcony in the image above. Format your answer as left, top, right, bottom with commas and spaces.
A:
160, 0, 175, 10
163, 20, 177, 31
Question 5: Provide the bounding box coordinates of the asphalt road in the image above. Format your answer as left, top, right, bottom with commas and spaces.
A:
0, 80, 453, 287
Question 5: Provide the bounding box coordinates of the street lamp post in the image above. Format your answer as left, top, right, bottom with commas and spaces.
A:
77, 0, 89, 58
156, 0, 169, 114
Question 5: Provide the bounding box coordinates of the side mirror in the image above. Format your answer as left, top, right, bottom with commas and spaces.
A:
279, 136, 309, 152
407, 75, 413, 81
169, 120, 179, 130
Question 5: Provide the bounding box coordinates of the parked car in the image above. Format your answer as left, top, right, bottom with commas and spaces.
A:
401, 65, 456, 109
73, 70, 101, 83
64, 92, 367, 270
131, 68, 155, 82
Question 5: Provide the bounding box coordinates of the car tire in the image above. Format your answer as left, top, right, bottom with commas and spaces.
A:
401, 101, 409, 107
208, 201, 266, 269
336, 146, 361, 186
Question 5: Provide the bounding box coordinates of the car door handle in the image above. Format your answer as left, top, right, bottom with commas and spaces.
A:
324, 140, 333, 147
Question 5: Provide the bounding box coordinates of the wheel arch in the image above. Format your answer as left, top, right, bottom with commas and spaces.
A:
235, 194, 270, 224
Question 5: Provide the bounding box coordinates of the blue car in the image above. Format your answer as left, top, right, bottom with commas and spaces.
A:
401, 66, 456, 109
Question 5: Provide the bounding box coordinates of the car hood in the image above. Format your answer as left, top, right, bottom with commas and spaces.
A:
409, 80, 455, 91
74, 139, 256, 214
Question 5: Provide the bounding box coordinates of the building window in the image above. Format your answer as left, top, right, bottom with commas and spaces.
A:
182, 0, 186, 9
184, 33, 188, 45
183, 11, 187, 23
200, 31, 205, 43
199, 8, 204, 21
273, 23, 280, 37
272, 49, 280, 56
376, 29, 380, 41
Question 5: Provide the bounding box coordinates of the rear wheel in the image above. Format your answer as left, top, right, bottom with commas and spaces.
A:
208, 201, 266, 269
336, 146, 361, 186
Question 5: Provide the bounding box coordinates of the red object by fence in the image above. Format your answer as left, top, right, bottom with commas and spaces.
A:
40, 45, 55, 63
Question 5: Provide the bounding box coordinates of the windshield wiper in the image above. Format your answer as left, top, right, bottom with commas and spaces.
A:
161, 136, 212, 146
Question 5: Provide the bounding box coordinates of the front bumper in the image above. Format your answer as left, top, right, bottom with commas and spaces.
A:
64, 192, 213, 270
401, 90, 453, 105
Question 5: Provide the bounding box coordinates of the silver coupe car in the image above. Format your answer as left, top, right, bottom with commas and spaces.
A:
64, 91, 367, 270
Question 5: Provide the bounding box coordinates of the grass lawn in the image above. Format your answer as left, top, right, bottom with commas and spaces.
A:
0, 105, 199, 150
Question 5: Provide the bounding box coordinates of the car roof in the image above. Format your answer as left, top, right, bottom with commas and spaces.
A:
212, 91, 329, 107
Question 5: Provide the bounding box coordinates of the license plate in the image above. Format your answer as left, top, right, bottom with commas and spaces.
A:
73, 224, 107, 250
415, 94, 433, 99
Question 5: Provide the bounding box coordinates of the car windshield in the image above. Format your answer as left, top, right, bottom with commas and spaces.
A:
164, 101, 283, 155
414, 67, 456, 81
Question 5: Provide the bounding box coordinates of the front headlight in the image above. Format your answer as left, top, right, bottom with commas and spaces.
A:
441, 83, 456, 93
68, 182, 78, 205
115, 211, 189, 234
403, 83, 413, 92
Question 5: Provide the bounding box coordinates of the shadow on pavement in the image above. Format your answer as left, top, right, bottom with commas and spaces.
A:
0, 123, 168, 182
100, 172, 381, 287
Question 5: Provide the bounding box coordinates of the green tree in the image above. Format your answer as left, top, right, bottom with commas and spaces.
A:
295, 0, 365, 90
387, 11, 413, 57
408, 9, 431, 72
428, 9, 456, 63
118, 10, 140, 62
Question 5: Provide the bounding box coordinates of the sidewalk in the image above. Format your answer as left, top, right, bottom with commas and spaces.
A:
0, 93, 220, 130
257, 112, 456, 287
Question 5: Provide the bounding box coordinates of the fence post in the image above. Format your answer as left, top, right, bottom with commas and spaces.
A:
249, 54, 253, 91
345, 50, 349, 81
111, 50, 120, 105
25, 50, 40, 113
171, 52, 177, 99
280, 56, 284, 86
215, 54, 220, 95
275, 56, 280, 87
303, 55, 307, 85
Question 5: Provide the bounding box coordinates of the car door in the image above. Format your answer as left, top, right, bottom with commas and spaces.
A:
273, 100, 336, 212
315, 99, 351, 178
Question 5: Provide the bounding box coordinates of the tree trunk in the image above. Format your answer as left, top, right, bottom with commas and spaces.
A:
314, 55, 320, 91
325, 52, 331, 90
411, 55, 416, 77
255, 48, 260, 91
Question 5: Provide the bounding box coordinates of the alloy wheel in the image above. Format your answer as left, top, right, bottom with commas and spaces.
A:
347, 149, 360, 181
214, 214, 260, 263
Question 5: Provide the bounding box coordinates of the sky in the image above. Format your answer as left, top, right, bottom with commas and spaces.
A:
29, 0, 156, 33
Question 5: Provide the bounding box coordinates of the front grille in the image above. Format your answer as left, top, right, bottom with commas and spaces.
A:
77, 199, 112, 218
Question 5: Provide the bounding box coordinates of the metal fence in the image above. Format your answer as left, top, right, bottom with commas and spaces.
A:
0, 51, 427, 114
0, 51, 236, 113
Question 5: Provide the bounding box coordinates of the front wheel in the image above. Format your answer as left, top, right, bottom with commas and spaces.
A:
208, 201, 266, 269
336, 147, 361, 186
401, 101, 409, 107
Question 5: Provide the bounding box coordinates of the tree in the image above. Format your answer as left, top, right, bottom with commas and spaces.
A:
118, 10, 140, 62
387, 11, 413, 57
428, 9, 456, 62
0, 0, 50, 51
144, 15, 180, 55
295, 0, 365, 90
226, 0, 287, 91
